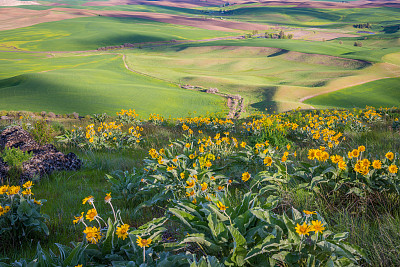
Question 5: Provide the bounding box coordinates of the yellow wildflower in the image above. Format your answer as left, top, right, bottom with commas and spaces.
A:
83, 226, 102, 244
303, 210, 316, 215
264, 156, 273, 166
6, 186, 20, 196
86, 208, 97, 222
136, 236, 152, 248
201, 182, 208, 191
73, 212, 84, 224
295, 222, 311, 236
116, 224, 130, 240
389, 165, 398, 174
310, 220, 325, 234
185, 179, 195, 189
23, 181, 33, 189
104, 193, 112, 203
386, 152, 394, 161
242, 172, 251, 182
217, 201, 228, 211
372, 160, 382, 169
82, 195, 94, 205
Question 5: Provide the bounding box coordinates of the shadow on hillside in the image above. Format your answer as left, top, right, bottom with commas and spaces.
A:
0, 74, 110, 115
250, 86, 278, 113
267, 49, 289, 58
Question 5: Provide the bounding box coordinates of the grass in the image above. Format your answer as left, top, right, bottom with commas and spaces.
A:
219, 6, 400, 28
0, 53, 226, 117
176, 38, 400, 63
0, 16, 233, 52
304, 77, 400, 109
123, 44, 369, 113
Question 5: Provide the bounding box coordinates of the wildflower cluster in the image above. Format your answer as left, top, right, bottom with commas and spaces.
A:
176, 116, 235, 132
116, 108, 139, 125
0, 181, 48, 240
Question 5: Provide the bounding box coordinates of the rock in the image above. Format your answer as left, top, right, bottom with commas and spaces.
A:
0, 126, 40, 152
0, 126, 81, 182
72, 112, 79, 119
47, 112, 56, 118
206, 88, 219, 94
21, 150, 81, 181
0, 116, 11, 120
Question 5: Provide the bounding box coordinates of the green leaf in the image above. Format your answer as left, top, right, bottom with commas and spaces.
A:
17, 198, 32, 217
169, 208, 196, 231
63, 242, 86, 267
102, 217, 115, 255
181, 233, 221, 254
282, 213, 300, 242
227, 225, 247, 266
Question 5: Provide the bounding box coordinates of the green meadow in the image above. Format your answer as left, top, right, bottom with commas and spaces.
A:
304, 77, 400, 109
0, 52, 225, 116
123, 44, 369, 112
219, 6, 400, 28
0, 16, 233, 52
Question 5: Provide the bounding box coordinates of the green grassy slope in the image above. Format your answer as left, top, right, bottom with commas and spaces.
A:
124, 45, 369, 112
304, 77, 400, 108
0, 16, 233, 52
170, 38, 400, 63
0, 54, 225, 116
220, 6, 400, 28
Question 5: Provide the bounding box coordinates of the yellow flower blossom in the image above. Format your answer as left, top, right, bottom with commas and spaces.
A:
217, 201, 228, 211
185, 179, 195, 189
73, 212, 84, 224
23, 181, 33, 189
86, 208, 97, 222
104, 193, 112, 203
201, 182, 208, 191
386, 152, 394, 161
116, 224, 130, 240
241, 172, 250, 182
137, 236, 152, 248
303, 210, 316, 215
310, 220, 325, 234
6, 186, 20, 196
264, 156, 273, 166
83, 226, 102, 244
372, 160, 382, 169
82, 195, 94, 205
295, 222, 311, 236
389, 165, 398, 174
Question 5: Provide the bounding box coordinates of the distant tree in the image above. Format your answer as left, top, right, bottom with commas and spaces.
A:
288, 34, 293, 39
279, 30, 285, 39
252, 30, 259, 36
339, 40, 343, 45
353, 41, 363, 47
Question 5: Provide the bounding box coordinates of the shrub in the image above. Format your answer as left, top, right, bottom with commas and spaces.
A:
0, 181, 49, 248
0, 147, 33, 183
29, 119, 54, 145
